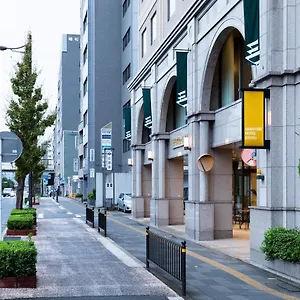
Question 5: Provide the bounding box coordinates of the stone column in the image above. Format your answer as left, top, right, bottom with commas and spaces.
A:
132, 147, 145, 219
158, 139, 166, 198
250, 1, 300, 271
151, 136, 169, 226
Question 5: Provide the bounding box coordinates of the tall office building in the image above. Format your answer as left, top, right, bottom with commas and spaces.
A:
78, 0, 138, 202
53, 34, 80, 196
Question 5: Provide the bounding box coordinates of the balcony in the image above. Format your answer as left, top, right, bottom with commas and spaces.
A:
78, 144, 84, 157
78, 168, 83, 179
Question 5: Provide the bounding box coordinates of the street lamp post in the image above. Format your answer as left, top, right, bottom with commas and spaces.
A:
0, 45, 26, 53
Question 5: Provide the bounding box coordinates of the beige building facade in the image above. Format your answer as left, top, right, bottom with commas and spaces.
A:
128, 0, 300, 280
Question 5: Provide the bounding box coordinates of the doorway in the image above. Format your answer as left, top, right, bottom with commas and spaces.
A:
232, 158, 257, 230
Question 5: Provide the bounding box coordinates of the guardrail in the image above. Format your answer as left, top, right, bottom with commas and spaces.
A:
85, 205, 94, 228
146, 226, 186, 296
98, 208, 107, 237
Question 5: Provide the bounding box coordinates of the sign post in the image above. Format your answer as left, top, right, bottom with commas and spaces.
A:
0, 131, 23, 241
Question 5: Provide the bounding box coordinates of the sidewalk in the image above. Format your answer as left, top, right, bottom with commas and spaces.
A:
0, 197, 180, 300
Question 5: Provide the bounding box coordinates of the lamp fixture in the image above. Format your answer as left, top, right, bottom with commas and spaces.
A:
183, 136, 191, 151
148, 150, 154, 161
127, 158, 133, 166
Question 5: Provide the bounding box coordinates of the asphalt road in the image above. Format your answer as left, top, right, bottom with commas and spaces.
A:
1, 196, 16, 237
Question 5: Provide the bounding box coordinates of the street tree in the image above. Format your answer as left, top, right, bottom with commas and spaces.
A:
2, 177, 15, 190
5, 33, 56, 209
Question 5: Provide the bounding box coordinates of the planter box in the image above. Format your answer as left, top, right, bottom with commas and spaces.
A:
266, 259, 300, 282
0, 276, 36, 288
6, 226, 37, 236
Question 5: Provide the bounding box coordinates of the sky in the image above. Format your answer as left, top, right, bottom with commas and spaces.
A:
0, 0, 80, 138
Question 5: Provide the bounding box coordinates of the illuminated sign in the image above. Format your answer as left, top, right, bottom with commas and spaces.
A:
242, 89, 270, 149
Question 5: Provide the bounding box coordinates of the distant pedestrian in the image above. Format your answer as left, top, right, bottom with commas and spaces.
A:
56, 186, 60, 202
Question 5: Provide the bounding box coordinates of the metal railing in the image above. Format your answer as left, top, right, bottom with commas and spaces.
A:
98, 208, 107, 237
85, 205, 94, 228
146, 226, 186, 296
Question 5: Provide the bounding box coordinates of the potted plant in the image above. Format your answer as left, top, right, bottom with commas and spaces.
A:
87, 189, 96, 206
6, 213, 36, 236
75, 193, 83, 202
0, 240, 37, 288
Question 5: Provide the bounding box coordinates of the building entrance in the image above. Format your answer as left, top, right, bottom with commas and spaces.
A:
232, 157, 257, 230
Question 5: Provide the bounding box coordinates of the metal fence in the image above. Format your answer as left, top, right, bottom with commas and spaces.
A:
98, 208, 107, 237
146, 226, 186, 296
85, 205, 94, 228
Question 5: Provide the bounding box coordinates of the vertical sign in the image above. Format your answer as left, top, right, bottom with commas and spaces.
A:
123, 107, 131, 140
90, 148, 95, 162
176, 51, 188, 107
243, 0, 260, 65
101, 122, 112, 168
143, 88, 152, 129
242, 89, 269, 149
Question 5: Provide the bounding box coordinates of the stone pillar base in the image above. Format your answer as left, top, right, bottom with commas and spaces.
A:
185, 201, 214, 241
132, 197, 145, 219
169, 197, 184, 225
150, 198, 169, 226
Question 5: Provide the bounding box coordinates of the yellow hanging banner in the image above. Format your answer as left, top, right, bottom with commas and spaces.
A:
242, 89, 269, 149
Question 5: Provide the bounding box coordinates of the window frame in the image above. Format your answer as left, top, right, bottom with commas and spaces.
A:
141, 28, 147, 57
150, 12, 157, 45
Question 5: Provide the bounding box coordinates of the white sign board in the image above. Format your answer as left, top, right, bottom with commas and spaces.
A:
106, 150, 112, 171
101, 123, 112, 169
90, 168, 95, 178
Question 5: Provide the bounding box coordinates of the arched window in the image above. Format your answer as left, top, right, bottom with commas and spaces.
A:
210, 29, 252, 110
166, 80, 186, 132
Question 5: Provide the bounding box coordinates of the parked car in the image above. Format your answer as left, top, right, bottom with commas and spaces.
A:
10, 190, 16, 197
2, 188, 13, 197
117, 193, 132, 212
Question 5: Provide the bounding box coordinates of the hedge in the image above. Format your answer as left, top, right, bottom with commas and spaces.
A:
260, 227, 300, 263
10, 208, 37, 225
7, 214, 34, 230
0, 241, 37, 278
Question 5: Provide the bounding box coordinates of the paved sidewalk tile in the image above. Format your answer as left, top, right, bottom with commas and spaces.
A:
0, 198, 179, 300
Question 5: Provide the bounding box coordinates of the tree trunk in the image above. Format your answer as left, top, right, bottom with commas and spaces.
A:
16, 176, 25, 209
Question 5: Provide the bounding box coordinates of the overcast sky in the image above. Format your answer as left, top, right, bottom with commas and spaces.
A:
0, 0, 80, 137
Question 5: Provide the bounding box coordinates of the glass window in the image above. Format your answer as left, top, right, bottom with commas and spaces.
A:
141, 28, 147, 57
122, 27, 131, 50
123, 64, 131, 84
123, 139, 131, 153
151, 12, 157, 44
83, 12, 87, 32
123, 0, 130, 16
168, 0, 176, 20
83, 45, 87, 64
83, 78, 88, 96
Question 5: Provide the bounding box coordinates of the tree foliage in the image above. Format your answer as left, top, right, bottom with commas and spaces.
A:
5, 32, 56, 209
2, 177, 15, 190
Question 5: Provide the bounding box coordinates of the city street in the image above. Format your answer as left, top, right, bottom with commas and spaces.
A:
1, 196, 15, 238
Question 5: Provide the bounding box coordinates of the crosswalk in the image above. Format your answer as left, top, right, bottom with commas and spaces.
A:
35, 199, 83, 219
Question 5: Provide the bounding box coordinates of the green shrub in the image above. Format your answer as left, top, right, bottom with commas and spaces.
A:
0, 240, 37, 278
260, 227, 300, 263
10, 208, 37, 225
7, 214, 34, 230
87, 192, 95, 200
11, 208, 36, 217
76, 193, 83, 199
